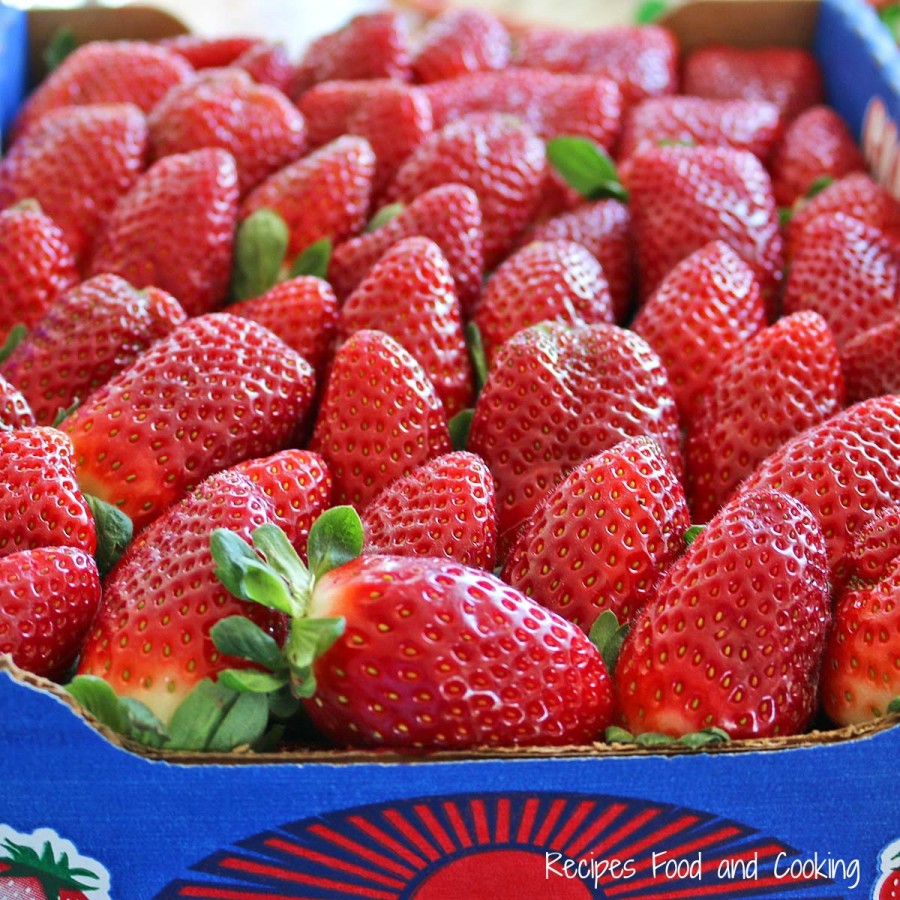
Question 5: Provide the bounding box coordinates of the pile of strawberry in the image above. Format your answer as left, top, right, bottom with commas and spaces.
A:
1, 8, 899, 755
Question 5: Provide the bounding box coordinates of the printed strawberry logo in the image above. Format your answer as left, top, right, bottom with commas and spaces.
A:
876, 838, 900, 900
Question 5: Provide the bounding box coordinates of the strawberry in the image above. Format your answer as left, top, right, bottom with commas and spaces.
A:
412, 9, 511, 83
339, 237, 472, 416
297, 80, 384, 148
384, 113, 546, 268
90, 148, 239, 317
0, 374, 34, 430
13, 41, 192, 139
234, 41, 294, 94
468, 323, 683, 550
473, 240, 614, 362
686, 311, 845, 522
0, 837, 102, 899
361, 451, 496, 570
841, 316, 900, 404
783, 212, 900, 349
502, 437, 690, 632
625, 144, 784, 305
211, 509, 615, 749
63, 313, 317, 530
822, 508, 900, 725
310, 329, 451, 510
424, 70, 623, 153
329, 183, 484, 315
0, 203, 78, 339
291, 12, 411, 97
240, 135, 376, 268
523, 200, 634, 323
76, 450, 331, 725
683, 46, 824, 122
1, 274, 187, 426
228, 276, 339, 378
616, 488, 831, 739
512, 24, 678, 106
631, 240, 767, 426
737, 395, 900, 576
159, 35, 260, 70
770, 105, 864, 206
0, 546, 100, 680
618, 97, 783, 161
0, 103, 148, 268
148, 68, 307, 196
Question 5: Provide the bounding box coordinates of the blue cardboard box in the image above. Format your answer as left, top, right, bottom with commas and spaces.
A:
1, 1, 899, 898
0, 3, 26, 143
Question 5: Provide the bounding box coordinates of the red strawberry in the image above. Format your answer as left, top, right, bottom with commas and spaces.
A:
228, 276, 338, 378
686, 311, 845, 522
148, 68, 307, 196
737, 395, 900, 576
625, 144, 784, 305
77, 450, 332, 724
468, 323, 683, 549
770, 105, 864, 206
0, 546, 100, 679
503, 437, 690, 632
0, 837, 102, 899
784, 212, 900, 348
90, 148, 239, 317
0, 103, 148, 268
297, 80, 384, 148
329, 183, 484, 314
240, 135, 376, 267
340, 237, 472, 416
0, 375, 34, 430
64, 313, 316, 530
384, 113, 546, 268
876, 844, 900, 900
362, 451, 496, 570
841, 316, 900, 404
683, 46, 824, 122
424, 70, 623, 153
632, 240, 767, 426
616, 488, 831, 739
1, 274, 187, 426
822, 508, 900, 725
310, 329, 451, 510
291, 12, 411, 97
0, 203, 78, 339
473, 240, 614, 362
14, 41, 192, 139
619, 97, 783, 161
412, 9, 511, 83
524, 200, 634, 323
159, 35, 260, 69
512, 24, 678, 106
234, 41, 294, 94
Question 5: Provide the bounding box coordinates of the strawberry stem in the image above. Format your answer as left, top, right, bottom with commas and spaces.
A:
230, 208, 289, 302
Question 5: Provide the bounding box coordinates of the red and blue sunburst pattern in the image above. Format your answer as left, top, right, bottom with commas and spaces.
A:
157, 792, 846, 899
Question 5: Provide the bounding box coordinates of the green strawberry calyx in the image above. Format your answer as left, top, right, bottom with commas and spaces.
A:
289, 237, 332, 280
230, 208, 290, 302
83, 493, 133, 578
365, 202, 405, 233
546, 136, 628, 203
0, 323, 28, 365
605, 725, 731, 750
1, 838, 99, 898
589, 610, 630, 674
888, 696, 900, 716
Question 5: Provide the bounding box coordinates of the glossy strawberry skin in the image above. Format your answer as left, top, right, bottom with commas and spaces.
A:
384, 113, 546, 268
90, 148, 239, 317
0, 103, 148, 268
503, 438, 690, 632
0, 546, 101, 680
686, 311, 845, 522
783, 212, 900, 349
841, 316, 900, 404
235, 41, 294, 94
625, 144, 784, 305
412, 9, 511, 83
329, 183, 484, 315
362, 452, 496, 570
148, 68, 307, 196
310, 330, 451, 510
683, 46, 824, 122
617, 489, 831, 739
297, 80, 386, 148
306, 555, 614, 749
469, 323, 683, 550
240, 135, 376, 265
473, 240, 614, 362
619, 96, 783, 161
0, 374, 34, 430
64, 314, 317, 530
340, 237, 472, 416
632, 240, 767, 427
77, 451, 332, 724
1, 274, 187, 426
160, 35, 260, 69
0, 205, 78, 338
